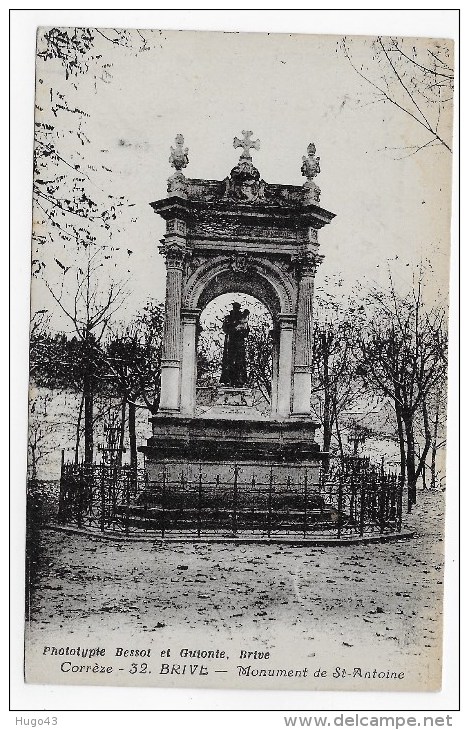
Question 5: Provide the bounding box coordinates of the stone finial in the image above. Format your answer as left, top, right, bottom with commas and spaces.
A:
233, 130, 260, 160
301, 142, 321, 204
301, 142, 320, 180
167, 134, 189, 197
169, 133, 189, 171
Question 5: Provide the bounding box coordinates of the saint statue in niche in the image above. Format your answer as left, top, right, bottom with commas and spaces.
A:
220, 302, 250, 387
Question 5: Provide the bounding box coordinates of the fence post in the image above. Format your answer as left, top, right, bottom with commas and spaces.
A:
143, 471, 149, 531
76, 464, 84, 529
390, 475, 395, 526
267, 467, 273, 538
359, 476, 365, 538
125, 471, 130, 536
337, 473, 343, 539
303, 471, 308, 539
112, 465, 118, 528
349, 472, 355, 525
397, 474, 404, 532
369, 471, 375, 525
232, 464, 238, 535
215, 473, 220, 530
58, 461, 66, 524
197, 466, 203, 538
251, 474, 256, 531
100, 465, 105, 533
379, 473, 385, 534
161, 465, 166, 539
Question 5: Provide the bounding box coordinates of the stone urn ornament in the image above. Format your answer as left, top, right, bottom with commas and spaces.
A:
301, 142, 321, 204
167, 133, 189, 196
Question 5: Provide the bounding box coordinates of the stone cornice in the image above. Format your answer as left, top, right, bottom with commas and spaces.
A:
150, 192, 335, 230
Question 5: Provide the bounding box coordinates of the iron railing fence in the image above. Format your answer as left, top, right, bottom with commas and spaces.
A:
58, 460, 403, 539
58, 462, 147, 533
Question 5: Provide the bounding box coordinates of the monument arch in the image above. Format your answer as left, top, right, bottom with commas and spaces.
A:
184, 254, 296, 316
143, 130, 336, 478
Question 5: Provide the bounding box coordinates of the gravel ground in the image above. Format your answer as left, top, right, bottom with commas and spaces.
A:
25, 490, 445, 691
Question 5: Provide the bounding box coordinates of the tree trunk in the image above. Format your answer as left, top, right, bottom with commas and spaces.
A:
128, 400, 137, 493
430, 395, 441, 490
30, 441, 37, 482
84, 365, 93, 466
403, 413, 417, 509
333, 398, 345, 469
323, 412, 333, 472
74, 391, 85, 465
414, 399, 432, 486
118, 397, 126, 467
394, 400, 407, 485
420, 445, 427, 490
322, 342, 332, 470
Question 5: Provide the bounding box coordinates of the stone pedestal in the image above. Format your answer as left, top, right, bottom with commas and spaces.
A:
141, 414, 324, 486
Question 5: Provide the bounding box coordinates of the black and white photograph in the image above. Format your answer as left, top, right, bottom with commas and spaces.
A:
18, 15, 457, 701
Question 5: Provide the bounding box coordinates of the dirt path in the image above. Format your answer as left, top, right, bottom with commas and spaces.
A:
25, 491, 445, 690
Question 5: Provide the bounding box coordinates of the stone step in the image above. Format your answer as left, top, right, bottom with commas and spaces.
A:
115, 504, 345, 531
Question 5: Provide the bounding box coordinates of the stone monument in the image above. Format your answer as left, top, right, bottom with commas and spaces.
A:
142, 131, 336, 484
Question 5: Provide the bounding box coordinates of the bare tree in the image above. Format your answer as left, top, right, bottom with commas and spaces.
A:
428, 387, 447, 490
28, 391, 60, 481
33, 27, 154, 273
105, 301, 164, 472
311, 315, 364, 469
414, 384, 447, 491
358, 277, 448, 509
341, 35, 453, 155
43, 251, 127, 464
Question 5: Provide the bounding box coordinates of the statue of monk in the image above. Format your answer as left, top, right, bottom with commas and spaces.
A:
220, 303, 250, 387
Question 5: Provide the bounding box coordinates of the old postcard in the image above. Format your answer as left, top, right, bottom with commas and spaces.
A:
24, 26, 454, 692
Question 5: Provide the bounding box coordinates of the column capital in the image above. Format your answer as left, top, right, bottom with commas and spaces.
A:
159, 240, 186, 269
295, 250, 324, 278
294, 364, 312, 374
181, 308, 201, 324
278, 313, 296, 329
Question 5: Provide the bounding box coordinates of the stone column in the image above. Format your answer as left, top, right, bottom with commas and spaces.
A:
180, 309, 200, 417
292, 253, 317, 415
277, 314, 296, 418
158, 240, 186, 413
270, 326, 280, 418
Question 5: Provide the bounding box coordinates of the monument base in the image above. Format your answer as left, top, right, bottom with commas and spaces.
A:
140, 413, 324, 484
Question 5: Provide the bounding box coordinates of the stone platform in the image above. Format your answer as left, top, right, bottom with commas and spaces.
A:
141, 412, 324, 485
142, 414, 322, 462
49, 524, 415, 546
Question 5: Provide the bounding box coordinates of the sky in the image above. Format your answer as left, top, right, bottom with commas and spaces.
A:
31, 26, 454, 332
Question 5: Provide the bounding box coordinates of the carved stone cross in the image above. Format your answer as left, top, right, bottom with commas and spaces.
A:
233, 130, 260, 160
